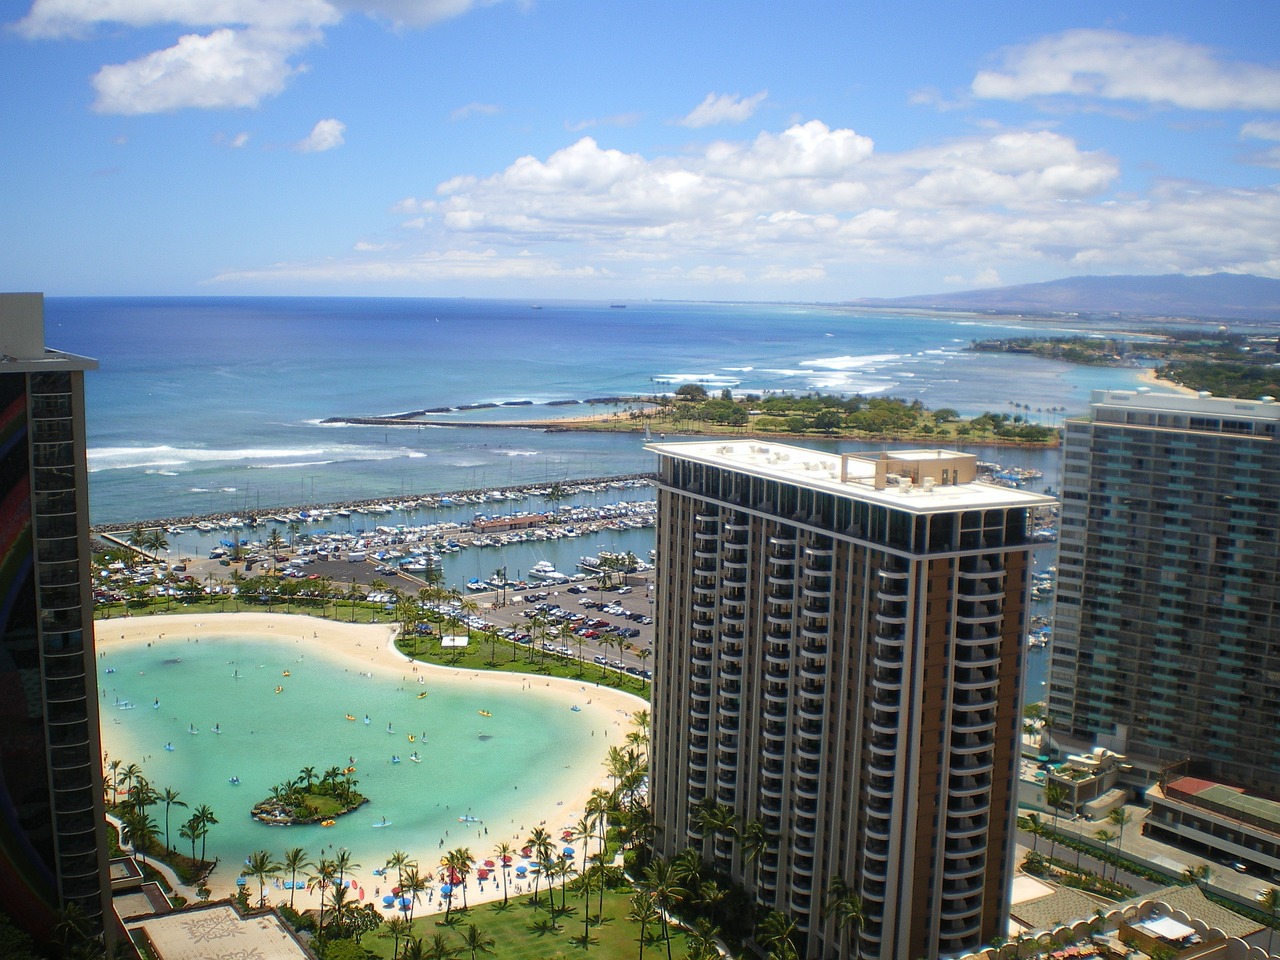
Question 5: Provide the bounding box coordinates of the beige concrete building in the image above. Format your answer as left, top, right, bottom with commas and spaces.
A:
646, 441, 1055, 960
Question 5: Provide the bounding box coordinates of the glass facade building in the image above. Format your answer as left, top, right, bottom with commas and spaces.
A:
1049, 389, 1280, 797
0, 294, 111, 944
647, 441, 1054, 960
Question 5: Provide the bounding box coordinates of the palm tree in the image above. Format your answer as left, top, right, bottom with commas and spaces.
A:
245, 849, 281, 908
179, 818, 198, 863
450, 846, 474, 910
684, 917, 722, 960
422, 932, 460, 960
282, 847, 312, 911
382, 915, 410, 959
298, 766, 318, 792
401, 864, 426, 925
334, 847, 360, 888
1094, 827, 1117, 881
527, 826, 553, 908
628, 892, 660, 960
757, 910, 799, 960
1045, 782, 1067, 862
313, 858, 336, 937
192, 804, 217, 862
1107, 806, 1132, 863
1026, 812, 1043, 853
640, 857, 687, 960
822, 876, 864, 954
120, 807, 157, 862
116, 762, 141, 805
386, 848, 410, 892
493, 841, 514, 907
1182, 862, 1213, 891
740, 818, 768, 889
573, 814, 596, 918
105, 758, 122, 805
159, 786, 186, 852
459, 922, 495, 960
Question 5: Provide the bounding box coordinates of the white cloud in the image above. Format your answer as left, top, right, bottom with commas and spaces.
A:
91, 26, 320, 113
296, 118, 346, 152
450, 102, 500, 121
15, 0, 337, 38
330, 0, 498, 29
680, 90, 768, 128
212, 247, 607, 284
16, 0, 487, 113
1242, 120, 1280, 141
973, 29, 1280, 111
566, 113, 642, 133
346, 118, 1280, 288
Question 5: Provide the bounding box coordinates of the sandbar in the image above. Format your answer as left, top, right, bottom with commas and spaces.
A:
95, 612, 647, 914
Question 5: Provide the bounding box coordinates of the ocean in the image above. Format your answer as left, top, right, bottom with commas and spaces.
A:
45, 296, 1167, 527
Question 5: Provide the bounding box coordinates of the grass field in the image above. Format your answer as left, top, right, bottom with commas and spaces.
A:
359, 883, 693, 960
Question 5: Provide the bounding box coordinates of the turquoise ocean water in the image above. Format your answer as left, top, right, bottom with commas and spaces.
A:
100, 628, 614, 882
45, 297, 1165, 527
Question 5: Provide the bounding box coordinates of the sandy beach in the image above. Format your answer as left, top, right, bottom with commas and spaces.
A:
97, 612, 647, 916
1135, 366, 1200, 396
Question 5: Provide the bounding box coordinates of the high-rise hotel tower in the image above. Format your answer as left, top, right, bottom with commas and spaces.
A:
0, 295, 112, 944
1048, 389, 1280, 796
647, 441, 1054, 960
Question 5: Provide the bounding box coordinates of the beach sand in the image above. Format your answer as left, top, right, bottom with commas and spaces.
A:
96, 612, 646, 916
1135, 366, 1199, 396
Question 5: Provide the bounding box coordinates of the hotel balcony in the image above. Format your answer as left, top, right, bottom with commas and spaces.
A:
948, 774, 992, 798
866, 776, 894, 802
943, 858, 986, 883
799, 660, 827, 683
760, 778, 784, 801
864, 818, 891, 844
693, 547, 718, 561
951, 755, 995, 777
796, 699, 825, 722
956, 603, 1001, 625
944, 815, 989, 842
722, 557, 747, 575
863, 855, 888, 884
951, 712, 997, 735
947, 795, 992, 820
952, 669, 998, 692
763, 688, 790, 710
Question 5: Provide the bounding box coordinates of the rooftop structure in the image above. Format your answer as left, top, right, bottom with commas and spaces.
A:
646, 439, 1054, 959
1049, 389, 1280, 797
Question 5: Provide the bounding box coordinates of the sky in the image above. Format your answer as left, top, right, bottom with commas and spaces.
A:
3, 1, 1280, 300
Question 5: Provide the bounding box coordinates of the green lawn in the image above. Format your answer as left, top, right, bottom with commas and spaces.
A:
360, 884, 692, 960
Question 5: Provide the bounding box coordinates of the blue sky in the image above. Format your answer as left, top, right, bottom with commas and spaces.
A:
3, 1, 1280, 299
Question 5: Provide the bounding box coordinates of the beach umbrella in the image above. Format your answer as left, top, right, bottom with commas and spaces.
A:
476, 868, 489, 880
514, 865, 527, 876
440, 884, 453, 897
235, 876, 247, 887
563, 847, 575, 858
500, 855, 513, 865
391, 886, 401, 895
483, 859, 495, 867
398, 897, 411, 911
382, 895, 395, 906
521, 846, 532, 857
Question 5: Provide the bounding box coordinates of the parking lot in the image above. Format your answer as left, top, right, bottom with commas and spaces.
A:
474, 577, 657, 680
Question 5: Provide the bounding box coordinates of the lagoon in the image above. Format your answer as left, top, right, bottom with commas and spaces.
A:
97, 616, 632, 893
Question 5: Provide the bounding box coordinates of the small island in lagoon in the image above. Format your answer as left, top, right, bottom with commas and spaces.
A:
251, 765, 368, 826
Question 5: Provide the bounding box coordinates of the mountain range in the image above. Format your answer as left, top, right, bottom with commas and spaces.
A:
854, 273, 1280, 323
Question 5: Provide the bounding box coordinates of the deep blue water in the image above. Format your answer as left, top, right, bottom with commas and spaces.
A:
45, 297, 1165, 526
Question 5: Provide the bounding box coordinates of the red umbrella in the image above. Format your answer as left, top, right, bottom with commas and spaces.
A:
500, 855, 513, 864
477, 868, 489, 880
483, 859, 495, 868
521, 846, 532, 857
391, 886, 401, 895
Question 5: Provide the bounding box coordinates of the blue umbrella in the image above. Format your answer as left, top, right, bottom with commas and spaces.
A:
235, 876, 247, 886
398, 897, 411, 911
514, 865, 527, 875
440, 884, 453, 897
563, 847, 575, 858
382, 895, 395, 906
